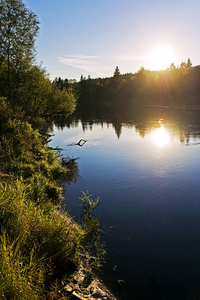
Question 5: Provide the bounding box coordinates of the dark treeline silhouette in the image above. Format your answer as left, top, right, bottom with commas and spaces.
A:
53, 59, 200, 109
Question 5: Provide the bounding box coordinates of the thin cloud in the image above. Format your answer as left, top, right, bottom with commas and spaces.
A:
57, 54, 112, 76
119, 55, 149, 61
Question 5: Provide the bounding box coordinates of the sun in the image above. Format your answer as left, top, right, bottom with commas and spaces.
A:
149, 44, 176, 71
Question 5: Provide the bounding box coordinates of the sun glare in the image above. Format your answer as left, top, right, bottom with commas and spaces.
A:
152, 125, 170, 148
149, 44, 176, 71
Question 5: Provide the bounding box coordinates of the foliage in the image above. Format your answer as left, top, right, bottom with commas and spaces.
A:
0, 1, 100, 298
0, 0, 39, 107
0, 232, 42, 300
0, 62, 77, 119
80, 192, 106, 270
55, 59, 200, 109
0, 179, 86, 299
0, 110, 104, 296
14, 65, 77, 117
0, 0, 39, 67
113, 65, 120, 78
49, 86, 77, 117
0, 0, 76, 118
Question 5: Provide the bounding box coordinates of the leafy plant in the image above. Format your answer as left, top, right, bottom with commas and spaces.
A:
80, 192, 106, 270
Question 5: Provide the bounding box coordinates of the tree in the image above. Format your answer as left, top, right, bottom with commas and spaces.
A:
0, 0, 39, 99
180, 61, 187, 69
113, 66, 120, 78
187, 58, 192, 68
18, 65, 77, 117
169, 63, 176, 71
0, 0, 77, 118
19, 65, 53, 115
48, 87, 77, 117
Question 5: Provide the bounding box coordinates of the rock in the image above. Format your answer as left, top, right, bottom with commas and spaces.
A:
64, 284, 73, 292
64, 265, 117, 300
72, 290, 87, 299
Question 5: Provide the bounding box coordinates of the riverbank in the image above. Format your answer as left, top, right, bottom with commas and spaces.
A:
0, 101, 115, 299
63, 264, 117, 299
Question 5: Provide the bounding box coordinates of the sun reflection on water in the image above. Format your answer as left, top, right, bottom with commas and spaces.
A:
152, 124, 170, 148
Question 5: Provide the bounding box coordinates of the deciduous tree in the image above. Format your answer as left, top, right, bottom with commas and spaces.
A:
0, 0, 39, 100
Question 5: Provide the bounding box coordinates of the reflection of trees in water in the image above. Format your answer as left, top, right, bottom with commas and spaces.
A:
53, 105, 200, 144
54, 114, 79, 130
135, 121, 200, 145
63, 158, 80, 185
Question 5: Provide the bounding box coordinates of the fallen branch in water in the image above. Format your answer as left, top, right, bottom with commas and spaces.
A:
50, 146, 64, 151
68, 139, 87, 147
76, 139, 87, 147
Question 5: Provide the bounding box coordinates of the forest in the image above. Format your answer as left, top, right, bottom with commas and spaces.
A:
53, 59, 200, 109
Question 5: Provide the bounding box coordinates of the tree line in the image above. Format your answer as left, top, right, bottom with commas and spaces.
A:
54, 59, 200, 109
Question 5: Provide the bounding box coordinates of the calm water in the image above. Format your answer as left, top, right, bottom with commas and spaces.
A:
49, 106, 200, 300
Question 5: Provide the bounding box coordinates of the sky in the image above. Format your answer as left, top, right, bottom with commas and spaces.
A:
24, 0, 200, 81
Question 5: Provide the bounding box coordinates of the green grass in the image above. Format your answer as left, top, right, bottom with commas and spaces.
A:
0, 100, 104, 298
0, 180, 84, 299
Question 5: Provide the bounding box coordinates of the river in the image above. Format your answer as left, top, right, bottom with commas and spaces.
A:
49, 105, 200, 299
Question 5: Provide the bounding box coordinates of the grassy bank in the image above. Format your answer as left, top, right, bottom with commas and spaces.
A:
0, 100, 104, 299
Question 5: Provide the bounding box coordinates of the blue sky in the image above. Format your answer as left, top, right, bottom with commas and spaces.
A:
24, 0, 200, 80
